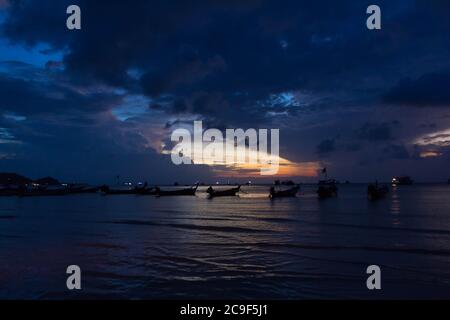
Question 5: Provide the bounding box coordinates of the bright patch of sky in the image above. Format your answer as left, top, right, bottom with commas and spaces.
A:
0, 127, 12, 137
1, 12, 63, 67
415, 128, 450, 147
265, 91, 304, 108
4, 113, 27, 122
279, 39, 289, 49
127, 68, 144, 80
0, 39, 63, 67
112, 95, 151, 121
311, 35, 333, 45
0, 127, 15, 141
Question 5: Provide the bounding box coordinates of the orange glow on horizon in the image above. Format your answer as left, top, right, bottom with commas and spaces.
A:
212, 157, 321, 178
419, 150, 442, 158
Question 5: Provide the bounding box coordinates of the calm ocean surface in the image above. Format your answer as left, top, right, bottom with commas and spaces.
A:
1, 184, 450, 299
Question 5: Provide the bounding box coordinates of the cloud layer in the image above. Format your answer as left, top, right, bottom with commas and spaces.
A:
1, 0, 450, 182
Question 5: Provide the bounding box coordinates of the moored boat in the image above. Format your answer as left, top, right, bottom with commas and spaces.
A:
368, 183, 389, 200
136, 187, 158, 195
100, 183, 149, 195
68, 184, 100, 194
207, 185, 241, 198
317, 179, 338, 199
269, 185, 300, 199
155, 184, 198, 196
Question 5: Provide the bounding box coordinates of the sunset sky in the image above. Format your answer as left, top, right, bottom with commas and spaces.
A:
1, 0, 450, 184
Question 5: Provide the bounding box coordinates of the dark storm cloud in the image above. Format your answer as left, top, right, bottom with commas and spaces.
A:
316, 139, 336, 156
4, 1, 450, 94
141, 55, 227, 97
0, 72, 122, 116
419, 123, 437, 129
2, 0, 450, 181
3, 0, 428, 124
383, 72, 450, 107
380, 144, 410, 160
356, 122, 393, 142
345, 143, 362, 152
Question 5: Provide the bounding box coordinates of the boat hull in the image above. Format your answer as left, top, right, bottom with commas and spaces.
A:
157, 189, 197, 196
368, 185, 389, 200
317, 186, 338, 199
155, 185, 198, 197
100, 186, 149, 195
269, 186, 300, 199
207, 187, 240, 198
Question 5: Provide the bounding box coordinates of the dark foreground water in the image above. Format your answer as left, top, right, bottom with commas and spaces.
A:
1, 184, 450, 299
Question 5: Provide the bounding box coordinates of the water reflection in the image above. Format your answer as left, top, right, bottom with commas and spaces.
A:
1, 184, 450, 299
390, 186, 401, 215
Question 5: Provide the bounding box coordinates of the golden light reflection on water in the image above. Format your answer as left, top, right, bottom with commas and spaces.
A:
390, 186, 401, 216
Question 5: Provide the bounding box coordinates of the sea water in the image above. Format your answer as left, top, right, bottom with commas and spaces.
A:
0, 184, 449, 299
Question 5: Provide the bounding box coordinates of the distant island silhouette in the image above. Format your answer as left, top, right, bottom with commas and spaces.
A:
0, 173, 60, 186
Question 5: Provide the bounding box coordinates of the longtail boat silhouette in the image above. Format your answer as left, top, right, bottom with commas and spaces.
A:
155, 184, 198, 196
100, 183, 149, 195
67, 184, 100, 194
207, 185, 241, 198
136, 187, 158, 195
269, 185, 300, 199
317, 167, 338, 199
317, 179, 338, 199
367, 182, 389, 201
